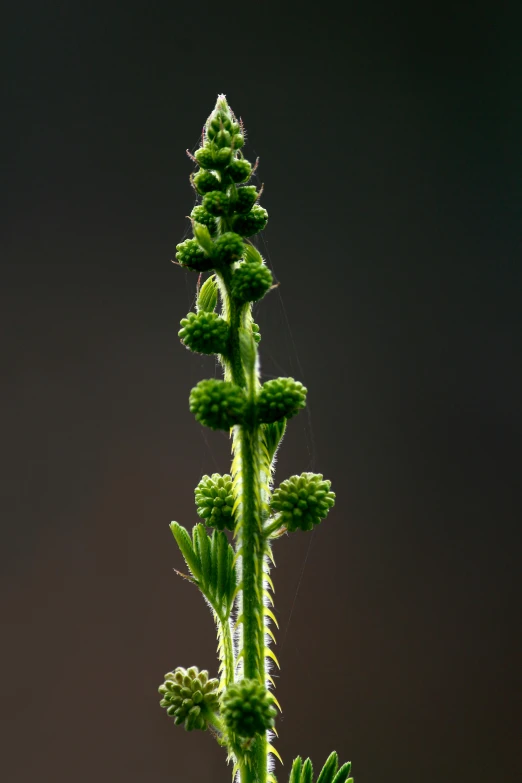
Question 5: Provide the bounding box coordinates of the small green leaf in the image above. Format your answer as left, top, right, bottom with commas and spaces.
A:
289, 757, 302, 783
239, 327, 256, 376
197, 274, 218, 313
216, 531, 228, 602
262, 419, 287, 463
194, 524, 211, 589
301, 758, 313, 783
316, 752, 338, 783
332, 763, 352, 783
170, 522, 201, 578
243, 244, 263, 265
192, 221, 214, 256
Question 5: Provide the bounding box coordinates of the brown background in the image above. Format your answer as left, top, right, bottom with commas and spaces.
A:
2, 1, 521, 781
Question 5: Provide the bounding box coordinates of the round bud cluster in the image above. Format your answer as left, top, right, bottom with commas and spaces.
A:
233, 205, 269, 238
175, 238, 213, 272
213, 232, 245, 264
179, 312, 229, 355
231, 262, 273, 303
194, 147, 214, 169
190, 379, 246, 430
227, 159, 252, 183
203, 191, 230, 216
195, 473, 236, 531
270, 473, 336, 532
222, 679, 277, 738
257, 377, 307, 423
159, 666, 220, 731
191, 205, 217, 236
193, 170, 221, 195
252, 322, 261, 344
235, 186, 258, 214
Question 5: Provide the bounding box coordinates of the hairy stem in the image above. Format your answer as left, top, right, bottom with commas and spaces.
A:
217, 263, 269, 783
220, 616, 235, 688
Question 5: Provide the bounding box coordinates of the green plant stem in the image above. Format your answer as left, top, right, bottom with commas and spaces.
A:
217, 264, 246, 387
217, 262, 269, 783
238, 425, 264, 680
220, 616, 235, 688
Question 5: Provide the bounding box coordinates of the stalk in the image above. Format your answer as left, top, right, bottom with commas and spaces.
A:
164, 94, 343, 783
218, 251, 269, 782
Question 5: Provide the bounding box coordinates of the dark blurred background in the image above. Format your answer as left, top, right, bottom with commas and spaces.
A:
2, 1, 521, 781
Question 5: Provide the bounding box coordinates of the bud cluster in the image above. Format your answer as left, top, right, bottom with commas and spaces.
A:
179, 311, 229, 355
159, 666, 220, 731
195, 473, 237, 531
270, 473, 336, 532
175, 95, 268, 279
222, 679, 277, 738
188, 377, 308, 430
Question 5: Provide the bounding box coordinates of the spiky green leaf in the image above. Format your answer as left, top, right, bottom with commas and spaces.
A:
170, 522, 201, 578
289, 757, 302, 783
332, 763, 352, 783
301, 759, 313, 783
316, 752, 339, 783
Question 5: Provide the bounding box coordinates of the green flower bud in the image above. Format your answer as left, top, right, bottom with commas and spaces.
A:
231, 133, 244, 150
215, 129, 231, 148
195, 473, 236, 531
231, 261, 272, 303
179, 312, 229, 355
212, 146, 233, 167
193, 170, 221, 195
222, 679, 277, 738
213, 232, 245, 264
159, 666, 219, 732
270, 473, 335, 532
257, 377, 307, 423
190, 205, 217, 237
194, 147, 214, 169
202, 190, 230, 216
252, 322, 261, 344
189, 379, 246, 430
235, 186, 258, 215
175, 238, 213, 273
227, 158, 252, 183
233, 205, 269, 237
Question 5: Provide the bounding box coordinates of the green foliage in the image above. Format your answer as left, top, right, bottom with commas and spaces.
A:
197, 274, 218, 313
179, 311, 229, 355
222, 679, 277, 737
257, 377, 307, 423
159, 666, 220, 731
270, 473, 336, 532
163, 94, 352, 783
169, 522, 236, 617
288, 754, 352, 783
195, 473, 236, 531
